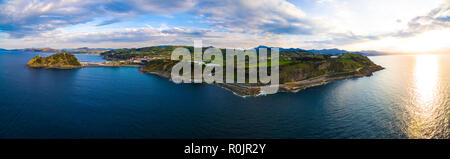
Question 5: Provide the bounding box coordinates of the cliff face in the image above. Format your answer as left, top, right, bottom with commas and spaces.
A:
141, 54, 383, 83
27, 53, 82, 69
279, 54, 383, 83
139, 60, 179, 77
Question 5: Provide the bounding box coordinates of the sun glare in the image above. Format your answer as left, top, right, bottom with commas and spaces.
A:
348, 29, 450, 53
414, 55, 438, 104
406, 54, 441, 138
400, 29, 450, 53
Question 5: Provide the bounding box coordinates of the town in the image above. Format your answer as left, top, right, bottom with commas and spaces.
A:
80, 56, 170, 67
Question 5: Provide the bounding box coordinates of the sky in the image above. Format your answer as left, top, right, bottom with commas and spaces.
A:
0, 0, 449, 53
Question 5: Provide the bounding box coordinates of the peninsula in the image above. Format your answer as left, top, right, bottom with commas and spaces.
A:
101, 46, 384, 96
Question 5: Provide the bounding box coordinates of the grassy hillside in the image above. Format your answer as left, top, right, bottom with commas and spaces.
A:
279, 53, 382, 83
140, 51, 383, 84
27, 53, 82, 68
101, 46, 194, 60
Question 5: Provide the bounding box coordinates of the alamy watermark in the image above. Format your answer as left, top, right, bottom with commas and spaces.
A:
170, 40, 279, 94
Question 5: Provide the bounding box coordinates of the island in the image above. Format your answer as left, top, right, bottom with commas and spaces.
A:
101, 46, 384, 97
27, 53, 82, 69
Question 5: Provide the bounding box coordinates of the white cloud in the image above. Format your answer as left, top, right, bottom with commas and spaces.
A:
395, 0, 450, 37
193, 0, 320, 34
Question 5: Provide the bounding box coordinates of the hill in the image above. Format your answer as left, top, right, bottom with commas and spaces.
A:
15, 48, 61, 53
61, 47, 112, 54
255, 46, 388, 56
27, 53, 82, 69
10, 47, 112, 54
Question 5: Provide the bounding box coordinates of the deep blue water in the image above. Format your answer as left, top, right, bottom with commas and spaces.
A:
0, 51, 448, 138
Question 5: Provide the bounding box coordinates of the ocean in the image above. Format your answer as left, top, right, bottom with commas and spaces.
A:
0, 51, 448, 138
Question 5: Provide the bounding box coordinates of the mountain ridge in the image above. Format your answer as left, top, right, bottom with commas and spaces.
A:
6, 46, 389, 56
254, 45, 388, 56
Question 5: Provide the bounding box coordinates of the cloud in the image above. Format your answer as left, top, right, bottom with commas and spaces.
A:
56, 27, 213, 43
96, 19, 122, 26
0, 0, 319, 49
0, 0, 197, 38
2, 25, 290, 49
193, 0, 320, 34
305, 0, 450, 48
395, 0, 449, 37
1, 0, 446, 51
0, 0, 322, 38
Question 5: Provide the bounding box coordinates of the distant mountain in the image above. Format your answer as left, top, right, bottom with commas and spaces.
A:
61, 47, 113, 55
254, 46, 388, 56
307, 48, 349, 55
61, 47, 113, 52
254, 45, 308, 52
9, 46, 387, 56
254, 45, 277, 50
255, 46, 347, 54
307, 49, 388, 56
0, 48, 7, 51
13, 48, 61, 53
8, 47, 113, 54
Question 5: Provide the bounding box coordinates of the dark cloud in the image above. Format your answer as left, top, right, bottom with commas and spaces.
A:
262, 22, 314, 35
96, 19, 122, 26
103, 1, 133, 13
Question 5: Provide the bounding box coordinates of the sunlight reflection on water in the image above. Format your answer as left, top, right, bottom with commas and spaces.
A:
407, 55, 443, 138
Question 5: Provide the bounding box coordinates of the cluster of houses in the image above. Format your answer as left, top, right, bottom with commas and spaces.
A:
84, 55, 225, 67
122, 56, 169, 64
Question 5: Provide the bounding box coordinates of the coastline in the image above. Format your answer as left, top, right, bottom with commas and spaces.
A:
27, 65, 83, 69
137, 65, 385, 97
25, 53, 385, 97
